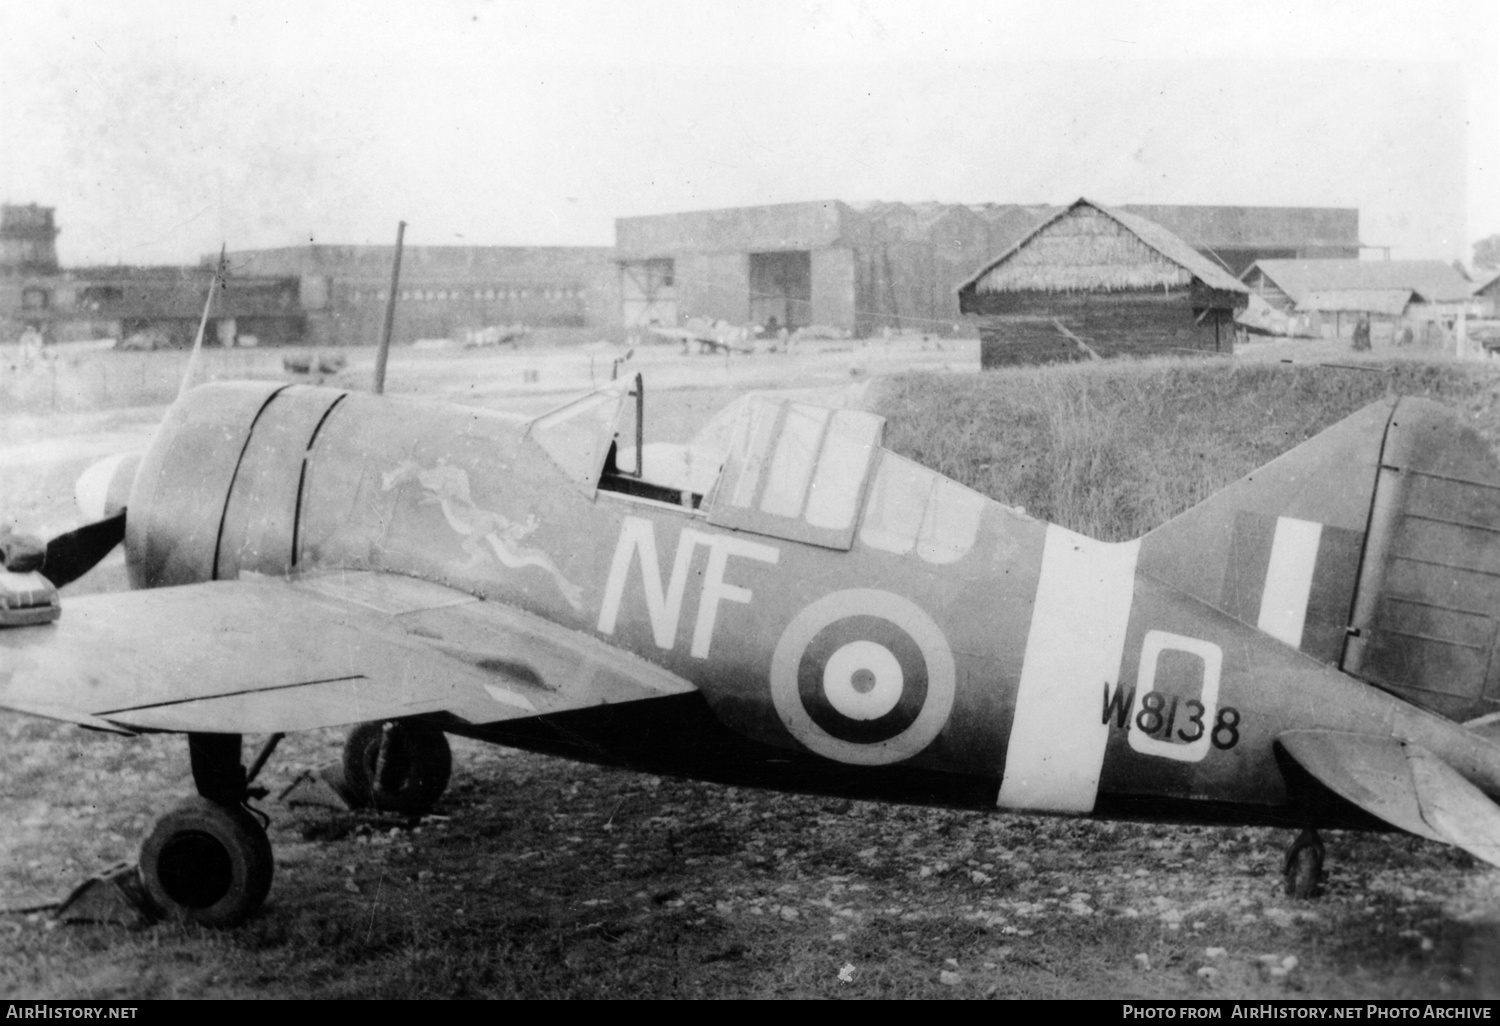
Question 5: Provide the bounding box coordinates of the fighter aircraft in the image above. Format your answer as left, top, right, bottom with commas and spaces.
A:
647, 317, 754, 354
4, 370, 1500, 927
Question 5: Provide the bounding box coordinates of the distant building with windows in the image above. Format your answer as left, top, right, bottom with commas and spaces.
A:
1, 200, 1364, 347
219, 244, 621, 346
0, 204, 304, 347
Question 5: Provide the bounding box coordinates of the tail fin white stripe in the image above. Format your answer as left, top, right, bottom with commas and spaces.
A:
999, 526, 1139, 813
1257, 516, 1322, 649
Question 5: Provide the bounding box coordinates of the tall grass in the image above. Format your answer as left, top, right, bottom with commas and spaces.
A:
875, 357, 1500, 541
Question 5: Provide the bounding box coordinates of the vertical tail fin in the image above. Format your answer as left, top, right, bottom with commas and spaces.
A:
1142, 397, 1500, 725
1137, 399, 1393, 665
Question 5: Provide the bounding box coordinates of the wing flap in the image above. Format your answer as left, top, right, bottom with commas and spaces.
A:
0, 574, 693, 734
1279, 729, 1500, 866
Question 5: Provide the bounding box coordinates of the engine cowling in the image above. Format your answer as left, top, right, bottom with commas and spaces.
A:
126, 382, 348, 588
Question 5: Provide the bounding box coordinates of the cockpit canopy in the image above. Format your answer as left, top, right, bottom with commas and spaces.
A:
525, 378, 983, 560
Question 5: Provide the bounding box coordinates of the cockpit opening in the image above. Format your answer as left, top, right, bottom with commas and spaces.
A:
524, 378, 898, 549
526, 374, 721, 509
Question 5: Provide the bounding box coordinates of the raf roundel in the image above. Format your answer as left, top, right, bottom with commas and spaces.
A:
770, 589, 956, 765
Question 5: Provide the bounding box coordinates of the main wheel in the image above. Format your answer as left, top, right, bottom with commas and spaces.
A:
139, 797, 273, 927
342, 721, 452, 816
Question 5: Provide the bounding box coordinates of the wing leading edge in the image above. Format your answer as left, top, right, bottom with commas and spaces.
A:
0, 572, 694, 735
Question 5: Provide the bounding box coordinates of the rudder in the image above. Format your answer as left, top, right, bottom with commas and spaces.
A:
1343, 399, 1500, 722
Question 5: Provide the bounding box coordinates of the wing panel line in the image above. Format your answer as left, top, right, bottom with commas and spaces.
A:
97, 674, 364, 715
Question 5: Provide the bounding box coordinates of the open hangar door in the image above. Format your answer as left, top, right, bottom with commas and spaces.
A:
749, 251, 811, 332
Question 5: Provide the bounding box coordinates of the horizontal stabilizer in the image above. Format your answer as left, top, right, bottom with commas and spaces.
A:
1279, 730, 1500, 868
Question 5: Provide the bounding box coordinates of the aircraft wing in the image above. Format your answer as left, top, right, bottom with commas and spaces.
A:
0, 571, 695, 735
1278, 730, 1500, 868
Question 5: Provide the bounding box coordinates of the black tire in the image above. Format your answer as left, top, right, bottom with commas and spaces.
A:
139, 797, 273, 927
342, 720, 452, 816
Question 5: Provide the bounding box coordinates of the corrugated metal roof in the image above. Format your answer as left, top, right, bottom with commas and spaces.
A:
1248, 259, 1473, 305
1299, 289, 1413, 315
956, 199, 1250, 295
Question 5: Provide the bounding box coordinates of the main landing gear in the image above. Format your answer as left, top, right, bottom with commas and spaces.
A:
138, 796, 274, 927
134, 733, 275, 927
57, 720, 453, 928
337, 721, 452, 817
1283, 827, 1325, 899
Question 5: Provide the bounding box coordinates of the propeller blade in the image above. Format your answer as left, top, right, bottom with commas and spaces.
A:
39, 511, 126, 588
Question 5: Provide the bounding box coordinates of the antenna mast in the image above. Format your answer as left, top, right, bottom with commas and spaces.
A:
374, 220, 406, 394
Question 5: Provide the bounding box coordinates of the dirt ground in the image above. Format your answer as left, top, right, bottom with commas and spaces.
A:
2, 339, 1499, 999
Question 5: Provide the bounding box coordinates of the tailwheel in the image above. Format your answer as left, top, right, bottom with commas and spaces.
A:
342, 720, 452, 816
138, 797, 274, 927
1282, 827, 1325, 899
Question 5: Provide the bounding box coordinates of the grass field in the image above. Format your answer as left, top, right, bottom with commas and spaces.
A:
878, 356, 1500, 540
4, 353, 1500, 999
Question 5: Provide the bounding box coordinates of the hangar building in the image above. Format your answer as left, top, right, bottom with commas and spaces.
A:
616, 200, 1011, 336
616, 200, 1356, 337
1115, 205, 1359, 276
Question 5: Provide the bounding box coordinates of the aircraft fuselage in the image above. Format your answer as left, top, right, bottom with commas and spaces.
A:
120, 381, 1496, 827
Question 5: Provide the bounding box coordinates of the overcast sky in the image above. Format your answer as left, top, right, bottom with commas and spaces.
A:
1, 0, 1495, 266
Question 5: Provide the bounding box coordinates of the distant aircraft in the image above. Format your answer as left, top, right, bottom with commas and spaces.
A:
647, 318, 753, 354
5, 372, 1500, 926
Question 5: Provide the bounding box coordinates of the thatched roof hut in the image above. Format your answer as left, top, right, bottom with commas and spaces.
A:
960, 199, 1249, 297
958, 199, 1249, 366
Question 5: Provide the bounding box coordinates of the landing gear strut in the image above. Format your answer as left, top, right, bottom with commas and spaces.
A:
56, 723, 451, 927
1283, 827, 1325, 899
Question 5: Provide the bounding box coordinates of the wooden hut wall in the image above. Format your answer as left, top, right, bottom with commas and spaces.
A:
972, 289, 1233, 367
